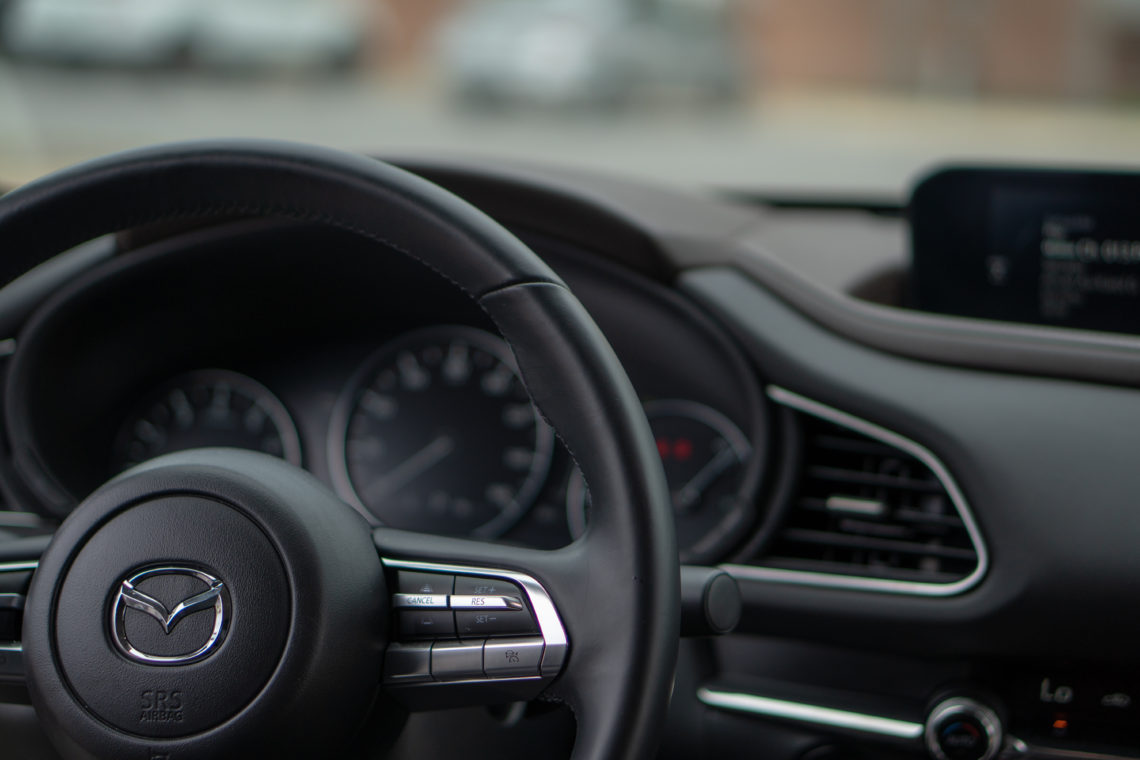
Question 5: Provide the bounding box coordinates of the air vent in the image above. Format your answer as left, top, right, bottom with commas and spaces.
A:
728, 388, 986, 596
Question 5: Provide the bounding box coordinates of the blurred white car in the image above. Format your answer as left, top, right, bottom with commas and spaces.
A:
1, 0, 192, 66
191, 0, 367, 71
1, 0, 369, 70
438, 0, 744, 108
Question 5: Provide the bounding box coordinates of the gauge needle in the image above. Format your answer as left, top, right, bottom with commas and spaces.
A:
364, 435, 455, 502
674, 447, 740, 513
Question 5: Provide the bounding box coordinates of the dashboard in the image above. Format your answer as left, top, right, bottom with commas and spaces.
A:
1, 155, 1140, 760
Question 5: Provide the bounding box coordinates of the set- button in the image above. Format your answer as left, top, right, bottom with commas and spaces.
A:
383, 637, 546, 683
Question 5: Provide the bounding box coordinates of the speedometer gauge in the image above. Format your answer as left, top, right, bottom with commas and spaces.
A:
568, 399, 751, 562
113, 369, 302, 472
329, 325, 554, 538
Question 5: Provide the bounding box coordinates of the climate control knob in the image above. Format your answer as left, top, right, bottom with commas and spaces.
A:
924, 697, 1003, 760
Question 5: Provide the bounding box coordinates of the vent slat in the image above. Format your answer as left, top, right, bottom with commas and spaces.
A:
809, 434, 901, 458
759, 557, 966, 585
780, 528, 978, 561
893, 508, 964, 528
752, 409, 980, 587
803, 466, 943, 493
798, 498, 962, 529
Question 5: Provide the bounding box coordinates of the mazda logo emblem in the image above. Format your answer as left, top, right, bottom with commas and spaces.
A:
110, 566, 229, 666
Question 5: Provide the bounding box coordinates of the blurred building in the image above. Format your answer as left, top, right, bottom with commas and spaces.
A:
745, 0, 1140, 99
377, 0, 1140, 101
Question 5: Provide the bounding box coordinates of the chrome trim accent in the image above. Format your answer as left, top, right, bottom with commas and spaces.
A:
0, 561, 38, 573
382, 558, 568, 676
1007, 737, 1031, 755
0, 643, 23, 680
0, 511, 51, 529
825, 495, 885, 517
696, 686, 924, 740
723, 386, 989, 597
386, 674, 544, 688
926, 698, 1002, 760
110, 566, 229, 666
0, 594, 25, 611
392, 593, 449, 609
449, 595, 523, 611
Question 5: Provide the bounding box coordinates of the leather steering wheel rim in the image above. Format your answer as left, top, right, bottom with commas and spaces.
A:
0, 140, 679, 760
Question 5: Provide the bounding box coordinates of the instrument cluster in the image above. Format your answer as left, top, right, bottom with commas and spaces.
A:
6, 222, 769, 562
110, 321, 760, 560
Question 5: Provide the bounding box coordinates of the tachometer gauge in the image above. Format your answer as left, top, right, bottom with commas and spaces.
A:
568, 399, 751, 562
113, 369, 302, 472
329, 325, 554, 538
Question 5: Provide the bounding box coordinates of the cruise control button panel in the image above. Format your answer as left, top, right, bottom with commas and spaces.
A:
390, 572, 538, 643
380, 562, 568, 709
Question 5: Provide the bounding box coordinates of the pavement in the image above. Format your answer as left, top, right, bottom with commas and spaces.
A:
3, 63, 1140, 198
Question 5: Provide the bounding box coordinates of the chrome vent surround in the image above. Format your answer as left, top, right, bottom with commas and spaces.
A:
725, 387, 987, 597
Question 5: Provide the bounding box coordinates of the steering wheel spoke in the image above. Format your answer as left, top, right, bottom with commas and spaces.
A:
374, 527, 574, 711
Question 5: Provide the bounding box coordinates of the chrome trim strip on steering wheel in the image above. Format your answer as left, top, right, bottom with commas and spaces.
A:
381, 557, 568, 676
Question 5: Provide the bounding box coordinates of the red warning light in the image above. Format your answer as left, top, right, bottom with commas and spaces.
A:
1052, 718, 1069, 731
656, 437, 694, 462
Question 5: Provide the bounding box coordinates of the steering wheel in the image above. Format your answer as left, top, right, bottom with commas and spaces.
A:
0, 141, 680, 759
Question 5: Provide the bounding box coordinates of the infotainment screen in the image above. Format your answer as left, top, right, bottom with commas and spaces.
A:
909, 167, 1140, 334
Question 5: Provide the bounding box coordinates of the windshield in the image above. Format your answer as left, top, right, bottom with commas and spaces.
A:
1, 0, 1138, 197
